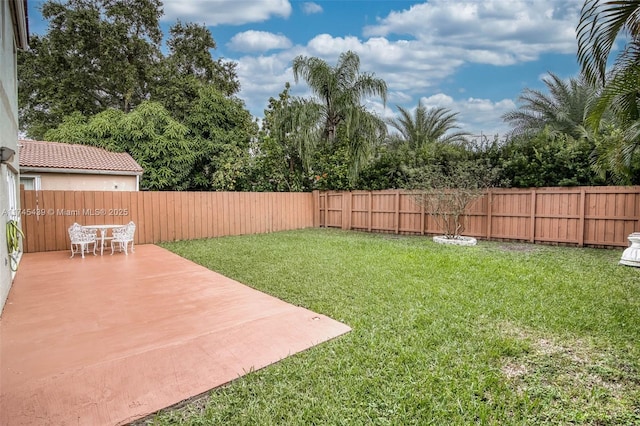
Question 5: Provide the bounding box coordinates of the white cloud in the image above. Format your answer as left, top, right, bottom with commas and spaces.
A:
233, 32, 517, 135
234, 50, 302, 115
417, 95, 516, 136
388, 91, 413, 104
302, 34, 463, 93
162, 0, 292, 26
419, 94, 455, 108
370, 94, 515, 137
363, 0, 580, 65
301, 2, 323, 15
225, 0, 580, 137
228, 31, 292, 52
365, 100, 397, 121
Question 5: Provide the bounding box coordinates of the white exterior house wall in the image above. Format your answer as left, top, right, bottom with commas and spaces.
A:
21, 171, 139, 191
1, 0, 28, 315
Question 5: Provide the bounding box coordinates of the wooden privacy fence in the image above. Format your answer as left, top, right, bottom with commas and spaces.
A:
18, 186, 640, 252
317, 187, 640, 247
19, 190, 315, 253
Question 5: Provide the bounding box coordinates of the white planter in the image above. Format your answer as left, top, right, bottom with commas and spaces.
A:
433, 236, 477, 246
620, 232, 640, 267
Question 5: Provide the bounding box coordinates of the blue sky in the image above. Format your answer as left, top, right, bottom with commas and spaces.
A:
27, 0, 585, 137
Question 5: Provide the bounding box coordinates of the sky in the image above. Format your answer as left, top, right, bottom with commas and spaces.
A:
26, 0, 586, 138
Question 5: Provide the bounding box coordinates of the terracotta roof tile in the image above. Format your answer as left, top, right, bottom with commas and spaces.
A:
19, 140, 143, 174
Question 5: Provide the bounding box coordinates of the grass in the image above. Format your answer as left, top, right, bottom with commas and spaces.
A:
146, 228, 640, 425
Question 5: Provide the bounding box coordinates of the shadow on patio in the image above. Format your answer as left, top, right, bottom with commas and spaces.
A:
0, 245, 351, 425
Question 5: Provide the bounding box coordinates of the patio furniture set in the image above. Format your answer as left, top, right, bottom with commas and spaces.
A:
68, 221, 136, 258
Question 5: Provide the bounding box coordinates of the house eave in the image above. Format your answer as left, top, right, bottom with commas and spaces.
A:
20, 166, 143, 176
9, 0, 29, 49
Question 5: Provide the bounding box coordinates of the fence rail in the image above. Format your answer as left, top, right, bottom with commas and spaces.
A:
19, 190, 315, 253
317, 187, 640, 247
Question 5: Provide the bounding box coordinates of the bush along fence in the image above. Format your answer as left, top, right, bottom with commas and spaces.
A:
317, 187, 640, 248
19, 190, 316, 253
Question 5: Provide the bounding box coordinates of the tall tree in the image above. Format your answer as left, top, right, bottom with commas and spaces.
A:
577, 0, 640, 179
250, 83, 320, 191
502, 72, 595, 140
387, 102, 469, 149
44, 102, 196, 191
18, 0, 240, 139
577, 0, 640, 86
19, 0, 163, 138
291, 51, 388, 180
498, 130, 606, 187
184, 86, 257, 191
152, 21, 240, 121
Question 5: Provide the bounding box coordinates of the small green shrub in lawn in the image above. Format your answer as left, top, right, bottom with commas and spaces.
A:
147, 229, 640, 425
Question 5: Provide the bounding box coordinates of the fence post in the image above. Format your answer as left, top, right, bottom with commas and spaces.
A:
395, 190, 400, 234
368, 191, 372, 232
529, 189, 537, 243
637, 186, 640, 231
324, 192, 328, 228
420, 194, 425, 236
342, 191, 352, 230
486, 189, 492, 240
19, 187, 31, 253
578, 188, 586, 247
312, 190, 320, 228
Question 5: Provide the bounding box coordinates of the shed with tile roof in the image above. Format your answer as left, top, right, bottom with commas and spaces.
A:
19, 140, 143, 191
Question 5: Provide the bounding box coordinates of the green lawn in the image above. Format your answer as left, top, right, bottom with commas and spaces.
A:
151, 229, 640, 425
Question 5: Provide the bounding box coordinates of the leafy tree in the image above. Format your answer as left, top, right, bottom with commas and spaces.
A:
502, 72, 595, 140
589, 123, 640, 184
45, 102, 196, 190
291, 51, 388, 181
405, 160, 498, 239
249, 83, 316, 191
184, 86, 257, 191
267, 84, 321, 175
498, 129, 606, 187
356, 144, 412, 190
249, 134, 304, 192
387, 102, 469, 149
577, 0, 640, 180
19, 0, 240, 139
358, 101, 473, 191
358, 140, 473, 190
152, 21, 240, 121
309, 139, 353, 190
19, 0, 163, 138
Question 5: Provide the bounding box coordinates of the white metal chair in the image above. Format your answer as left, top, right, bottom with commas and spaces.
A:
111, 221, 136, 255
68, 223, 97, 258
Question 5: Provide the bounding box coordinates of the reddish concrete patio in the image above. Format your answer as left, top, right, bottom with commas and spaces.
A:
0, 245, 351, 426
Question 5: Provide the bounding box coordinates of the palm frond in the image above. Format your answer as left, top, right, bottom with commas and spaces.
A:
586, 48, 640, 130
577, 0, 640, 85
344, 106, 386, 181
503, 72, 596, 139
387, 102, 468, 149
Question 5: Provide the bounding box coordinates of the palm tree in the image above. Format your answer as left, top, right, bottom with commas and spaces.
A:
502, 72, 595, 140
387, 102, 468, 149
266, 84, 323, 174
577, 0, 640, 176
291, 51, 388, 179
577, 0, 640, 86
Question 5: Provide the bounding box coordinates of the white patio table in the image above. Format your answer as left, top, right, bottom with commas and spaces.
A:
82, 224, 125, 256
